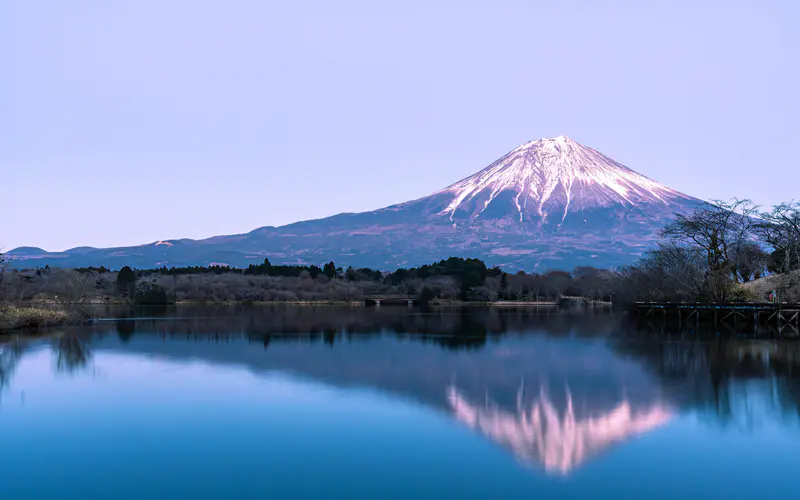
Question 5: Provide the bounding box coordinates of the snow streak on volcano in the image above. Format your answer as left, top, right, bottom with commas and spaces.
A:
438, 136, 694, 225
8, 136, 704, 271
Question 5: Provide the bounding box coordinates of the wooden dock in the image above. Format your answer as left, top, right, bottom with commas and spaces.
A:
635, 301, 800, 336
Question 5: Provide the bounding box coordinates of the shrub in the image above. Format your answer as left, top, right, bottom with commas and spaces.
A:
0, 305, 77, 330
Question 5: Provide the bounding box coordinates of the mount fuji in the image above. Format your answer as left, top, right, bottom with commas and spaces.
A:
8, 136, 703, 271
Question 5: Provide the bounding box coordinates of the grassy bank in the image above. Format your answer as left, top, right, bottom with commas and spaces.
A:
0, 304, 88, 331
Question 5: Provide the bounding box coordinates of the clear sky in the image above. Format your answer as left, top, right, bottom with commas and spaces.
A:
2, 0, 797, 252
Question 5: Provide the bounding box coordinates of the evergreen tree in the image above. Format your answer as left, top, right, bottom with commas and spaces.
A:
116, 266, 137, 297
323, 261, 336, 279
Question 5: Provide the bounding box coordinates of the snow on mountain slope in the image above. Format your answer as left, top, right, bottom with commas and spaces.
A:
7, 136, 704, 271
437, 136, 696, 224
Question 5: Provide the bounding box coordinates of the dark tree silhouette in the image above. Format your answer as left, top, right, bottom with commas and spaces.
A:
116, 266, 137, 297
661, 198, 758, 284
323, 261, 337, 279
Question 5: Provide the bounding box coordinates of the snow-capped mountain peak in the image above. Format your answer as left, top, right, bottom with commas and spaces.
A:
8, 136, 703, 272
438, 136, 693, 223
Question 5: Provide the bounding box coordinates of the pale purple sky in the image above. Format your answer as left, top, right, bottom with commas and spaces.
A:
3, 0, 798, 251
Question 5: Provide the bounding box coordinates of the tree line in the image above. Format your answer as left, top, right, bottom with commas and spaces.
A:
1, 256, 617, 306
2, 199, 798, 307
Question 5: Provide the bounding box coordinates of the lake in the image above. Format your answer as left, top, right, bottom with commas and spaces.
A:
1, 306, 799, 499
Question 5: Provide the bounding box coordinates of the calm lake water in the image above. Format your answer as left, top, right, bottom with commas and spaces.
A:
1, 306, 799, 499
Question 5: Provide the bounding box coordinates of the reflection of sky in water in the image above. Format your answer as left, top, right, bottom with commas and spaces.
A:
1, 327, 800, 499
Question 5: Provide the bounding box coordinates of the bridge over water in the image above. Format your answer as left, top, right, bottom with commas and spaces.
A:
635, 302, 800, 336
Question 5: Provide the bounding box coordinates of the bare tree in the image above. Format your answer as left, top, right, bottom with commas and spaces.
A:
573, 266, 615, 301
50, 269, 94, 308
661, 198, 758, 285
614, 243, 707, 303
527, 273, 546, 302
729, 242, 769, 282
542, 270, 572, 299
755, 201, 800, 274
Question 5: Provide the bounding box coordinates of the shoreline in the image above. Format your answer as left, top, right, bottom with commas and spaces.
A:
0, 304, 90, 332
17, 299, 572, 307
2, 298, 609, 333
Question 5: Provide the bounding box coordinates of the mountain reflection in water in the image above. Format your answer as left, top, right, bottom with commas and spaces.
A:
448, 385, 672, 474
2, 305, 799, 478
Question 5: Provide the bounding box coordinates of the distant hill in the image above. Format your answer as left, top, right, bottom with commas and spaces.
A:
8, 136, 703, 271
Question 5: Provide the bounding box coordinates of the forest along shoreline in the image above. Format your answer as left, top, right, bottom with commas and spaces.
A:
1, 256, 617, 334
1, 199, 799, 333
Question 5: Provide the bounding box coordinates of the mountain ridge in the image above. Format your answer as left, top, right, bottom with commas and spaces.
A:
7, 137, 704, 271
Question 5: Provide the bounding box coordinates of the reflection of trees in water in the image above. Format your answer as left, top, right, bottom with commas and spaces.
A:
32, 306, 800, 429
0, 339, 25, 404
612, 338, 800, 428
1, 332, 94, 403
53, 334, 92, 374
83, 306, 623, 350
116, 320, 136, 342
